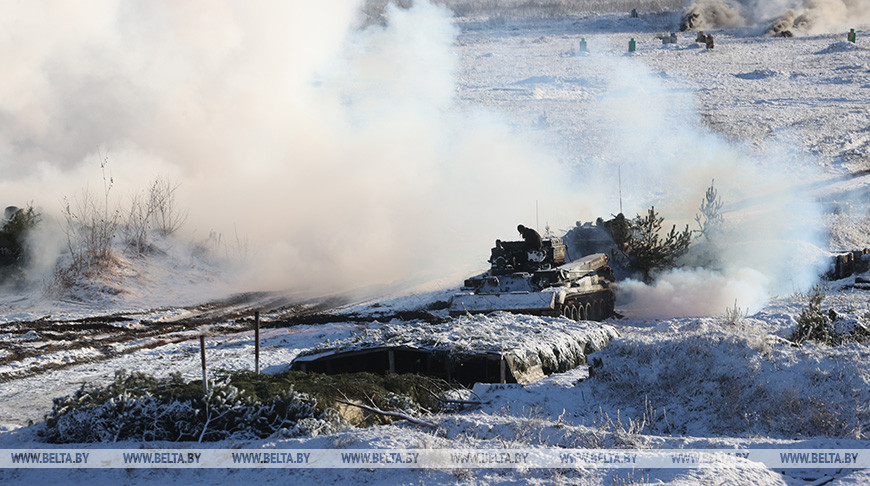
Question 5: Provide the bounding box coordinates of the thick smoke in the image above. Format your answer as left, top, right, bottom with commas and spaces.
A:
576, 59, 828, 318
0, 1, 579, 295
679, 0, 746, 31
680, 0, 870, 34
0, 1, 832, 315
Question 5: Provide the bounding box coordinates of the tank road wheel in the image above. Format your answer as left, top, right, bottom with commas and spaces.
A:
584, 303, 591, 321
570, 305, 579, 321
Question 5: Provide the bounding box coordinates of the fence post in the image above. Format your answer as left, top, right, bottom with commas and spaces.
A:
200, 335, 208, 395
254, 311, 260, 374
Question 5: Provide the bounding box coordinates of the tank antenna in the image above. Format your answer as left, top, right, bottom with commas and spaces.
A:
618, 165, 623, 214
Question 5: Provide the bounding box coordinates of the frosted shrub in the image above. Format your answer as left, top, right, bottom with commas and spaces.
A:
791, 284, 833, 345
722, 300, 747, 326
40, 370, 339, 443
791, 285, 869, 345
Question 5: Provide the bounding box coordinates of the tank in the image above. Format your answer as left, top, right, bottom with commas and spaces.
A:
449, 237, 616, 321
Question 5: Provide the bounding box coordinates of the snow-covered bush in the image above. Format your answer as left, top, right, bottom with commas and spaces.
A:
40, 369, 457, 442
722, 299, 747, 326
791, 285, 870, 346
791, 284, 833, 345
40, 370, 339, 443
49, 158, 191, 298
123, 177, 187, 255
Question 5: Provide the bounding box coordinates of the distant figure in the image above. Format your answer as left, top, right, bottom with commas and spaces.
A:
517, 224, 542, 251
579, 37, 587, 52
629, 38, 636, 52
670, 33, 677, 44
630, 8, 638, 18
848, 29, 856, 43
705, 34, 714, 49
696, 31, 706, 43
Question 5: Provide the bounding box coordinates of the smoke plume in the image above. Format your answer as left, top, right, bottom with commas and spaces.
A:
0, 1, 832, 317
0, 1, 579, 296
680, 0, 870, 34
574, 59, 828, 318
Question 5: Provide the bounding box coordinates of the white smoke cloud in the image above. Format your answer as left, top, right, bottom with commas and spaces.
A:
619, 267, 770, 319
0, 1, 578, 295
0, 1, 832, 316
576, 59, 828, 318
680, 0, 870, 34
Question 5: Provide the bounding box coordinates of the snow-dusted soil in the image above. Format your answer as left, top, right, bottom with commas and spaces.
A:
2, 5, 870, 486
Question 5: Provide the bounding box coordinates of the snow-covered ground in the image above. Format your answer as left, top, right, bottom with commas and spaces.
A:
2, 1, 870, 485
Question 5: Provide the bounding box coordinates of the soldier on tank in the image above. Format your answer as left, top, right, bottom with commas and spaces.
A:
517, 224, 542, 251
517, 225, 544, 270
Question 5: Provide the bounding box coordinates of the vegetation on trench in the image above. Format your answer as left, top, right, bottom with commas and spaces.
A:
40, 369, 455, 443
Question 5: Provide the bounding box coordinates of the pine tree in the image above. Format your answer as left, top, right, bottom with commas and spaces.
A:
614, 207, 693, 282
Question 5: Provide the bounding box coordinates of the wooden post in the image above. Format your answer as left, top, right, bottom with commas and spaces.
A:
500, 356, 506, 384
199, 335, 208, 395
254, 311, 260, 374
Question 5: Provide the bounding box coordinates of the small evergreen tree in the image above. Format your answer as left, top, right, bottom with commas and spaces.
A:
696, 180, 724, 241
0, 205, 41, 281
791, 285, 834, 345
613, 207, 693, 282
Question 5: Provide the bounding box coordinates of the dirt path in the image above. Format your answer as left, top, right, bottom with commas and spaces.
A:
0, 292, 350, 383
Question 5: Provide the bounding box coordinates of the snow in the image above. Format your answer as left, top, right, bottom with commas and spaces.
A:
1, 2, 870, 485
294, 313, 619, 382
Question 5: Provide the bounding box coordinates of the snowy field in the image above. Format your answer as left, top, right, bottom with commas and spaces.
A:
2, 1, 870, 485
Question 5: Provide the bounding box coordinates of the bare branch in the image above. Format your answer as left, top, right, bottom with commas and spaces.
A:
335, 399, 436, 428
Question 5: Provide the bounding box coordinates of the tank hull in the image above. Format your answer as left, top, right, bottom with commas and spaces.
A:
449, 287, 614, 321
449, 239, 616, 321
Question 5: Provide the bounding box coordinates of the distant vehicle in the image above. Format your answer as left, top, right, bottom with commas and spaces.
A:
449, 237, 616, 321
